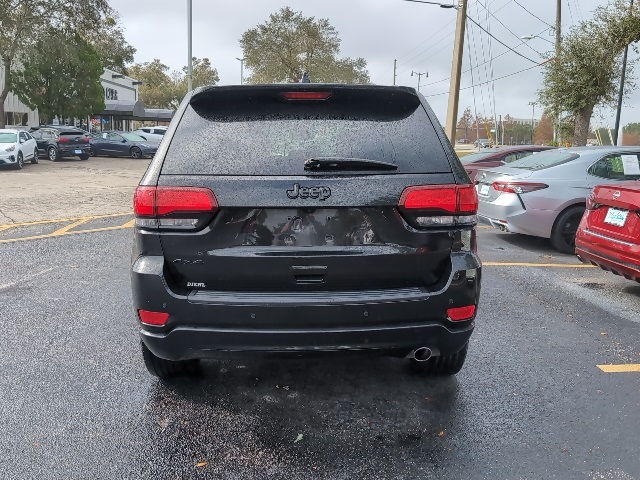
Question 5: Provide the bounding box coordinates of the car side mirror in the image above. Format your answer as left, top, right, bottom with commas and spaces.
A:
140, 136, 147, 140
122, 139, 127, 143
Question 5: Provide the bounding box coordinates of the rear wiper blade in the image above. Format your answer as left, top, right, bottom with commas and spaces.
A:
304, 157, 398, 171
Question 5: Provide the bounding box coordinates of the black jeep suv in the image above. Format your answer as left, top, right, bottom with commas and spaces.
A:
131, 84, 481, 379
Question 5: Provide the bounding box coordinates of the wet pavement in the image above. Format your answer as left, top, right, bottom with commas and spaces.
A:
0, 227, 638, 479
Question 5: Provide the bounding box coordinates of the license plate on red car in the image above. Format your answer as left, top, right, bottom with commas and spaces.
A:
604, 207, 628, 227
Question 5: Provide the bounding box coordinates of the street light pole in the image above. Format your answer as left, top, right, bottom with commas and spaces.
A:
613, 0, 634, 146
236, 57, 245, 85
445, 0, 468, 144
187, 0, 193, 92
411, 71, 428, 92
529, 101, 536, 144
553, 0, 561, 143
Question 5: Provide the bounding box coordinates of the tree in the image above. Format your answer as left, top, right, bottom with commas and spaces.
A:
622, 122, 640, 146
538, 0, 640, 145
456, 107, 473, 141
127, 60, 177, 109
0, 0, 112, 127
129, 57, 219, 109
534, 112, 554, 144
239, 7, 370, 84
11, 29, 105, 123
89, 14, 136, 74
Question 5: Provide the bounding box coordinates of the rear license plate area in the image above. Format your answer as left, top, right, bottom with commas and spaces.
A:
477, 184, 490, 196
604, 207, 628, 227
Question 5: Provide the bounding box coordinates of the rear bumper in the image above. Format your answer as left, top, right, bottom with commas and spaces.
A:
132, 253, 481, 361
576, 230, 640, 282
478, 196, 554, 238
59, 146, 90, 157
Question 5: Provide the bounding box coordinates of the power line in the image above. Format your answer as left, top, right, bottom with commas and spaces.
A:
513, 0, 554, 28
466, 14, 540, 64
424, 62, 545, 97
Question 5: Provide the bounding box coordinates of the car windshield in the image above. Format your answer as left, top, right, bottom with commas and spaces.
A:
0, 133, 17, 143
507, 150, 580, 170
122, 133, 146, 142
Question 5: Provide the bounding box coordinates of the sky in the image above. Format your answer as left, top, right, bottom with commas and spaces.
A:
109, 0, 637, 128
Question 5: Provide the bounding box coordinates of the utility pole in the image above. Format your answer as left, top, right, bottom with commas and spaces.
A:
445, 0, 468, 144
187, 0, 193, 91
393, 59, 397, 85
553, 0, 561, 143
411, 71, 428, 92
614, 0, 634, 146
236, 57, 245, 84
529, 102, 536, 144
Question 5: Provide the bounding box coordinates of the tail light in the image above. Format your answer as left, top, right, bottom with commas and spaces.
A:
399, 184, 478, 228
57, 136, 70, 144
492, 182, 548, 194
134, 186, 218, 230
447, 305, 476, 321
586, 192, 601, 210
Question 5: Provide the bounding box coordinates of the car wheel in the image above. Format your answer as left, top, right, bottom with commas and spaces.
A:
550, 205, 585, 254
141, 341, 200, 380
15, 152, 24, 170
408, 342, 468, 376
31, 150, 38, 164
130, 146, 142, 159
79, 153, 89, 160
48, 146, 59, 161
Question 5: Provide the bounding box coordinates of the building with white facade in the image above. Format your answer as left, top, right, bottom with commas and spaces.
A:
1, 64, 173, 130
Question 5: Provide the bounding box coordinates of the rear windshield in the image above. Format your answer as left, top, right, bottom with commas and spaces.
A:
460, 150, 499, 163
0, 133, 17, 143
162, 88, 451, 175
508, 150, 579, 171
59, 131, 84, 136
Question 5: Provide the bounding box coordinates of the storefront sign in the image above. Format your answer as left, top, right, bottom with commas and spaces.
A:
105, 87, 119, 100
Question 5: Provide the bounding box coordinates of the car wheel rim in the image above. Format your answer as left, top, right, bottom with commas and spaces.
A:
132, 148, 141, 158
560, 212, 582, 249
49, 149, 56, 160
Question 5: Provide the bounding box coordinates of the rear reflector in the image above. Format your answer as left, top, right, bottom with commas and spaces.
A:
134, 186, 218, 217
447, 305, 476, 321
281, 91, 332, 100
138, 310, 169, 326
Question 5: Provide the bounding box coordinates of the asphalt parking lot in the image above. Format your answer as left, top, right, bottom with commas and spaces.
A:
0, 160, 639, 479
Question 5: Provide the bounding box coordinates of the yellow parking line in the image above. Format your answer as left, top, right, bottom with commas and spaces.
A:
597, 364, 640, 373
484, 262, 596, 268
50, 217, 93, 236
0, 224, 133, 244
119, 219, 135, 228
0, 212, 133, 229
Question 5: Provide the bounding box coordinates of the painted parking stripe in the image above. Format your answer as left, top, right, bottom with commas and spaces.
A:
50, 217, 93, 236
597, 364, 640, 373
483, 262, 596, 268
0, 212, 132, 230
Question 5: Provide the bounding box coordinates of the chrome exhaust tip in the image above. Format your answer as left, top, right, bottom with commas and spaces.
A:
412, 347, 432, 362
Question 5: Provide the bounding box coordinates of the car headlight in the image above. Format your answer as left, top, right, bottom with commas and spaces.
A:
5, 145, 16, 152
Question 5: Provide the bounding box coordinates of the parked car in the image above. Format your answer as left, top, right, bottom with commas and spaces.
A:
132, 84, 481, 380
576, 181, 640, 283
132, 126, 167, 144
90, 131, 158, 159
0, 129, 38, 169
461, 145, 554, 181
474, 138, 492, 148
31, 127, 91, 161
476, 147, 640, 253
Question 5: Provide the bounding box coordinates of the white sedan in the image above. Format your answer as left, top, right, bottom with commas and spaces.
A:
0, 129, 39, 169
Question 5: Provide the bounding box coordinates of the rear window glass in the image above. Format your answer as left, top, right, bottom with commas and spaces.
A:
162, 89, 451, 176
508, 149, 579, 171
460, 150, 499, 163
59, 131, 83, 136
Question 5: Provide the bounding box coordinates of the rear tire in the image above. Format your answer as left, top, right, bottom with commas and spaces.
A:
141, 341, 200, 380
79, 153, 89, 160
409, 343, 468, 376
31, 150, 38, 164
550, 206, 585, 254
48, 146, 60, 162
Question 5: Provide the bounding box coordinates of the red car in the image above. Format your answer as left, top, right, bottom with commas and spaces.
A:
576, 181, 640, 283
460, 146, 554, 181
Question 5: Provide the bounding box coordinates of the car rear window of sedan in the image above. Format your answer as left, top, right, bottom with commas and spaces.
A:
507, 150, 579, 171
